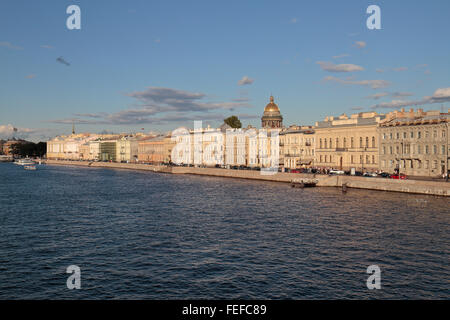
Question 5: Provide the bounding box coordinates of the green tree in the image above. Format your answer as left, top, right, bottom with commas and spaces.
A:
224, 115, 242, 128
11, 142, 46, 157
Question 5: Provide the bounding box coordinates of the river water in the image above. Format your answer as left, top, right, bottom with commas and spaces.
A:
0, 163, 448, 299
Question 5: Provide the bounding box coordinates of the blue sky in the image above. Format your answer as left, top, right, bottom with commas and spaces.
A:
1, 0, 449, 141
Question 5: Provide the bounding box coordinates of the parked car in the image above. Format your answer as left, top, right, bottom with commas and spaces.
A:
329, 169, 345, 175
363, 172, 378, 177
390, 174, 407, 180
378, 172, 391, 178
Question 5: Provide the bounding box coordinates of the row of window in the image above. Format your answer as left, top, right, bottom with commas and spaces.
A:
318, 154, 376, 164
319, 136, 376, 149
382, 129, 446, 140
381, 159, 444, 170
381, 144, 446, 155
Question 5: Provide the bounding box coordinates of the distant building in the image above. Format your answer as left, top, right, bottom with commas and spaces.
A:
138, 135, 174, 164
378, 108, 449, 177
280, 125, 315, 169
99, 141, 117, 162
116, 136, 139, 163
0, 139, 4, 155
314, 112, 385, 171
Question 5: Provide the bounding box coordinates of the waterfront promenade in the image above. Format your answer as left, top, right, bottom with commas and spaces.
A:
44, 160, 450, 197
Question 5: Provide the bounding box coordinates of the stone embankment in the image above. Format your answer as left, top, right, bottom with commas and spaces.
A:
45, 160, 450, 197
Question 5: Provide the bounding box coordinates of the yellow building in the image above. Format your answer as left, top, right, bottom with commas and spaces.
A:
280, 126, 315, 169
314, 112, 385, 172
116, 137, 139, 163
138, 135, 175, 164
378, 108, 449, 177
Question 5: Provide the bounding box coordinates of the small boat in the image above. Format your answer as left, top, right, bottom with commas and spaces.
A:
291, 178, 318, 188
14, 158, 36, 166
24, 165, 37, 170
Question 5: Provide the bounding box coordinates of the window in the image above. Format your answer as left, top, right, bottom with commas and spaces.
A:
343, 138, 347, 148
366, 155, 370, 164
417, 145, 421, 154
372, 136, 375, 148
336, 138, 339, 148
410, 131, 414, 138
418, 131, 421, 139
442, 145, 446, 155
366, 137, 369, 148
382, 133, 386, 140
396, 146, 399, 154
425, 145, 429, 154
403, 132, 407, 139
390, 146, 393, 154
442, 130, 446, 138
320, 139, 322, 149
351, 155, 354, 163
360, 137, 363, 148
389, 133, 393, 139
396, 132, 400, 139
382, 146, 386, 154
433, 145, 437, 154
433, 160, 437, 169
351, 137, 354, 148
372, 155, 375, 164
324, 139, 327, 149
329, 138, 332, 149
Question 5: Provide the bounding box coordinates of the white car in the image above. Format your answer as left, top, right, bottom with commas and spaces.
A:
329, 169, 345, 175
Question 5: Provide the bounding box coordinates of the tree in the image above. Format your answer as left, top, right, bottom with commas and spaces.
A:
11, 142, 47, 158
224, 115, 242, 128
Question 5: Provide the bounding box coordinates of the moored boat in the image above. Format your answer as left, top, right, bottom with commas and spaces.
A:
14, 158, 36, 166
24, 165, 37, 170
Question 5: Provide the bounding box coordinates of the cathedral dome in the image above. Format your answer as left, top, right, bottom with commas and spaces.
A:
264, 96, 280, 114
261, 95, 283, 128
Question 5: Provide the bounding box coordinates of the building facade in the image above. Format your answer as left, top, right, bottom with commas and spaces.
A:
280, 126, 315, 169
378, 108, 449, 177
138, 135, 171, 164
314, 112, 385, 172
116, 137, 139, 163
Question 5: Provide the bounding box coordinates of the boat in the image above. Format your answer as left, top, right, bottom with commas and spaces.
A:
24, 165, 37, 170
0, 155, 14, 162
14, 158, 36, 166
291, 178, 318, 188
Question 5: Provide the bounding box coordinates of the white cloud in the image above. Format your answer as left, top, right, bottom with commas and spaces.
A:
370, 87, 450, 109
50, 87, 252, 126
25, 74, 36, 79
0, 124, 53, 142
323, 76, 390, 89
317, 61, 364, 73
290, 18, 298, 24
376, 68, 385, 73
432, 87, 450, 101
237, 76, 254, 86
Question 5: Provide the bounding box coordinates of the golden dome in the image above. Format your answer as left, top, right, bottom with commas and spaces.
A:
264, 96, 280, 113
